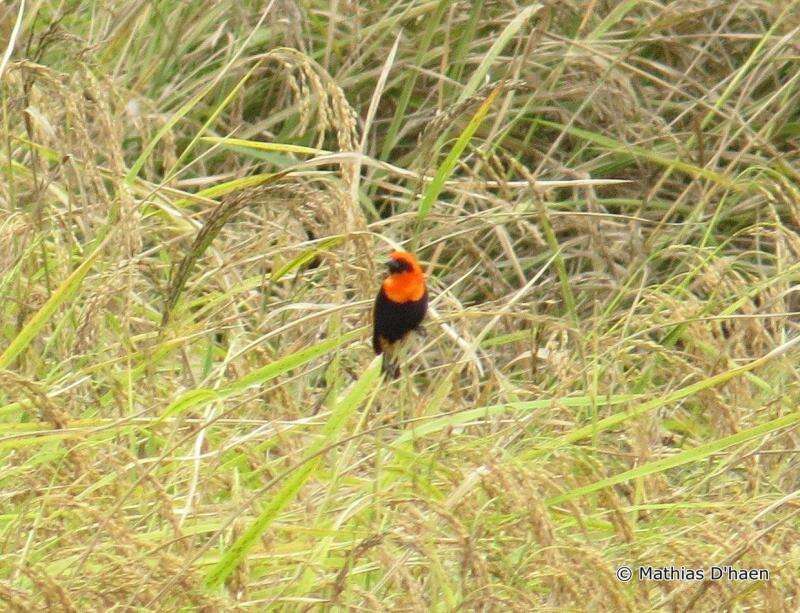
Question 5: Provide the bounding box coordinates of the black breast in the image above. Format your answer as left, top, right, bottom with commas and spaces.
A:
372, 288, 428, 354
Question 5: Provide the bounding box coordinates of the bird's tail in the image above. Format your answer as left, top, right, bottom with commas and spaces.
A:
380, 347, 401, 379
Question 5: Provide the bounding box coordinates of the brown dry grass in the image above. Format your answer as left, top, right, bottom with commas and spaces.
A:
2, 1, 800, 610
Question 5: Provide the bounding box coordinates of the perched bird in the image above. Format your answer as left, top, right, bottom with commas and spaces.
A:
372, 251, 428, 377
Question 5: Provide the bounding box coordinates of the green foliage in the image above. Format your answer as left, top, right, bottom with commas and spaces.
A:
2, 1, 800, 610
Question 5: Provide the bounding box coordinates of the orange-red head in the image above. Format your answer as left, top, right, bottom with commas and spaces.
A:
382, 251, 425, 303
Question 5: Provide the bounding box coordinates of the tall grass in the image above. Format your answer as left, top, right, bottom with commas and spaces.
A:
2, 1, 800, 609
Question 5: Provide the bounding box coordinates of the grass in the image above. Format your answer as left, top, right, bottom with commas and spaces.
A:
2, 0, 800, 610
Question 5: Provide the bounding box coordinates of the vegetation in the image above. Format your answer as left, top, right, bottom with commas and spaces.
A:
2, 0, 800, 609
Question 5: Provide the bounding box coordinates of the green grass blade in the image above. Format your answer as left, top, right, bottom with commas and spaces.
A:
173, 174, 286, 208
0, 233, 111, 370
158, 329, 362, 422
447, 0, 485, 89
587, 1, 641, 40
393, 394, 640, 446
125, 86, 212, 183
699, 2, 799, 131
270, 236, 344, 282
380, 0, 450, 160
535, 201, 576, 322
534, 118, 738, 188
547, 410, 800, 507
204, 357, 382, 589
225, 330, 361, 393
165, 62, 262, 178
416, 86, 500, 223
458, 4, 542, 103
523, 335, 800, 460
200, 137, 328, 156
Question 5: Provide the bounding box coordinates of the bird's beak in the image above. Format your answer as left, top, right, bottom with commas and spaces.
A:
386, 259, 404, 273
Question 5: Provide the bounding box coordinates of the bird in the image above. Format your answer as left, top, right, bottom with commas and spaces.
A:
372, 251, 428, 377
